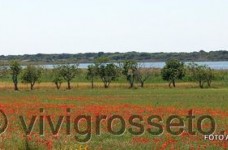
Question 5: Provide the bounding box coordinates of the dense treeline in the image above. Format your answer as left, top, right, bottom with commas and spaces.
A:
0, 50, 228, 65
1, 58, 228, 90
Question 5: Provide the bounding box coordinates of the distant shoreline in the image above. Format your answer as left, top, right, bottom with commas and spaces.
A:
0, 51, 228, 65
1, 61, 227, 70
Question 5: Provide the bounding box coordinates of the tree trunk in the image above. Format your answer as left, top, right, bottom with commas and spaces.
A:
140, 81, 144, 88
14, 82, 19, 91
91, 78, 94, 89
199, 80, 203, 88
172, 80, 176, 87
129, 77, 134, 88
127, 75, 135, 88
55, 82, 61, 89
129, 82, 134, 88
207, 80, 211, 87
104, 82, 109, 88
169, 81, 172, 88
30, 83, 34, 90
13, 75, 19, 91
67, 81, 71, 89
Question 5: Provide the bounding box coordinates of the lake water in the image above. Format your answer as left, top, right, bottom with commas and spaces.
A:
43, 61, 228, 70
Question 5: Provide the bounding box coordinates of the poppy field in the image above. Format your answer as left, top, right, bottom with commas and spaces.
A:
0, 86, 228, 149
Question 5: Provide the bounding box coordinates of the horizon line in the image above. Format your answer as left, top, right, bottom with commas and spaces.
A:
1, 50, 227, 57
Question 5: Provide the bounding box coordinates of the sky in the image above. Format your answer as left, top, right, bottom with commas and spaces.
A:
0, 0, 228, 55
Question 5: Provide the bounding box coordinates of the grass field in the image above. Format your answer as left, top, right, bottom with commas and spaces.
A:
0, 84, 228, 150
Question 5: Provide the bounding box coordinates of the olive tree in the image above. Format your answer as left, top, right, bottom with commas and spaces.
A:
60, 64, 79, 89
86, 64, 98, 88
122, 60, 138, 88
21, 65, 42, 90
10, 61, 22, 90
134, 64, 153, 88
187, 63, 214, 88
52, 66, 64, 89
161, 59, 185, 87
97, 63, 119, 88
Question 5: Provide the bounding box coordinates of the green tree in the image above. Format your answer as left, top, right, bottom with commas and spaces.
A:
60, 64, 79, 89
161, 59, 185, 87
122, 60, 138, 88
134, 64, 152, 88
10, 61, 22, 90
205, 67, 214, 87
97, 63, 119, 88
86, 64, 98, 89
52, 66, 64, 89
21, 65, 42, 90
187, 63, 214, 88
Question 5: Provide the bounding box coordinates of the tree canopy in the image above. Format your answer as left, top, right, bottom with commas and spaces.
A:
161, 59, 185, 87
21, 65, 42, 90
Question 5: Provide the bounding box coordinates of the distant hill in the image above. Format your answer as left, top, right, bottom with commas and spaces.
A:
0, 50, 228, 65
